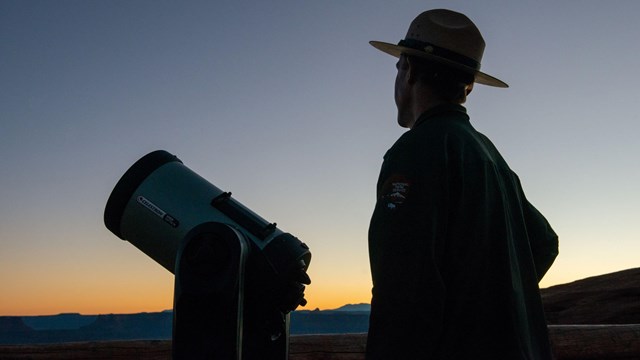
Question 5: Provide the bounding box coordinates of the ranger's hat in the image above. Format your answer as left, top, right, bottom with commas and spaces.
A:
370, 9, 508, 88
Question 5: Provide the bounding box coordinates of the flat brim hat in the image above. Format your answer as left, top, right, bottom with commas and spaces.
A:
370, 9, 508, 88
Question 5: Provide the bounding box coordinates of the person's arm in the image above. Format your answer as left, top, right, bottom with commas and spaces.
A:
523, 200, 559, 281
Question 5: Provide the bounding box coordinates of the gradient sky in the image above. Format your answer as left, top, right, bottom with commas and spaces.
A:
1, 0, 639, 316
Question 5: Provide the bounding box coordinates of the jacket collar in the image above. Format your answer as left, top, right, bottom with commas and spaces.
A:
413, 103, 468, 128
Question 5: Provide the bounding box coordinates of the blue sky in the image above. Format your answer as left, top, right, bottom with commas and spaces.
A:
1, 0, 639, 315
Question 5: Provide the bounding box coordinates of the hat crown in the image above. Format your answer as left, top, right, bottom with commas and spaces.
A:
405, 9, 485, 63
368, 8, 508, 87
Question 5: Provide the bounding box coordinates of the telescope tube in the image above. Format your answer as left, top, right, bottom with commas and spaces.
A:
104, 150, 311, 281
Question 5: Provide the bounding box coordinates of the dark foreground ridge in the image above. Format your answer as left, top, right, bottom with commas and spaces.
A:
541, 267, 640, 324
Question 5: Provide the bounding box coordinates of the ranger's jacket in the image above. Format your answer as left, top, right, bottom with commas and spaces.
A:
367, 104, 558, 360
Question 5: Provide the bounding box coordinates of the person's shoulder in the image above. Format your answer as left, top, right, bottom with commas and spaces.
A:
411, 115, 474, 148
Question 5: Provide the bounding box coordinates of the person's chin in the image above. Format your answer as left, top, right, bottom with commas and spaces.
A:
397, 116, 412, 129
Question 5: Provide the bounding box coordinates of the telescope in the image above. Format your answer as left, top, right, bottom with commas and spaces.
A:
103, 150, 311, 359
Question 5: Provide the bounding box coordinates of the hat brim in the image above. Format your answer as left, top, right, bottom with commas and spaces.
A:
370, 41, 508, 88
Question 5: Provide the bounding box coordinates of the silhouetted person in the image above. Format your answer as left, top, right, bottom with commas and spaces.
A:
366, 9, 558, 359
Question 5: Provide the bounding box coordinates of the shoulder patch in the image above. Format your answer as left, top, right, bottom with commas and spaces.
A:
380, 174, 412, 211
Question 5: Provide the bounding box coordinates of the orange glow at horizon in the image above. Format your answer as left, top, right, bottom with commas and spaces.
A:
2, 228, 637, 316
0, 279, 372, 316
0, 276, 175, 317
2, 261, 636, 316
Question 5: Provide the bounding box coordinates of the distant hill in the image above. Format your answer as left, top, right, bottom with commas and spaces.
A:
0, 313, 172, 345
22, 313, 96, 330
2, 268, 638, 344
290, 309, 370, 334
328, 303, 371, 312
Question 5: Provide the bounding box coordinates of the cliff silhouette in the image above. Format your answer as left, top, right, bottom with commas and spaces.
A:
541, 267, 640, 324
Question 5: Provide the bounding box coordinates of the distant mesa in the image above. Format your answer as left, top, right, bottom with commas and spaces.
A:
22, 313, 96, 331
327, 303, 371, 312
0, 317, 31, 333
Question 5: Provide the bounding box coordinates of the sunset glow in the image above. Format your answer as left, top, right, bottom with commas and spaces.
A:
2, 1, 639, 317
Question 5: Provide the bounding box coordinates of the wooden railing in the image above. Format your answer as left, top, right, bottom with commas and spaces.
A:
0, 325, 638, 359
